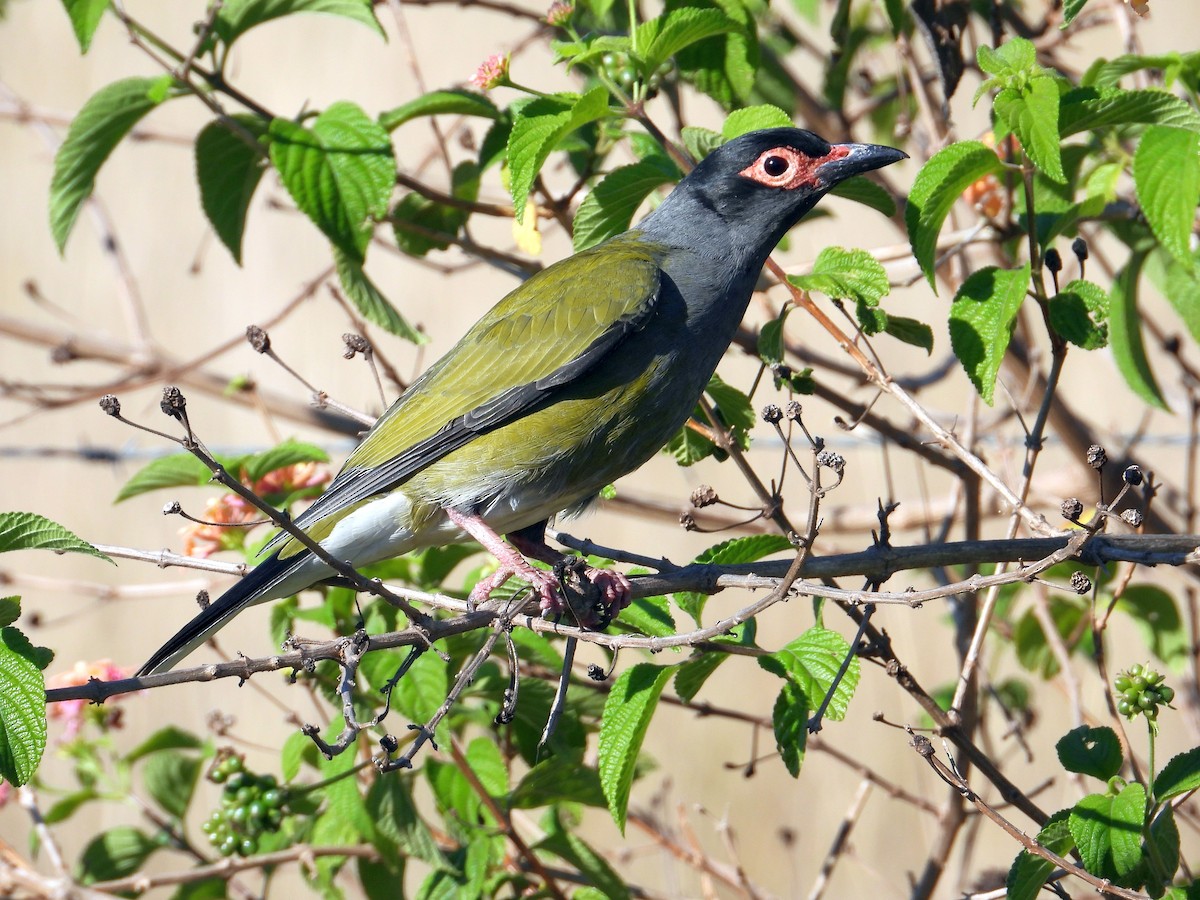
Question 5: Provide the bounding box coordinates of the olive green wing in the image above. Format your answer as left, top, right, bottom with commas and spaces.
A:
272, 238, 663, 553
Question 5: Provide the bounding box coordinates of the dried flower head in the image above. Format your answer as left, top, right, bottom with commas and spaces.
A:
1069, 571, 1092, 595
690, 485, 719, 508
545, 1, 573, 26
470, 54, 510, 91
1061, 497, 1084, 520
761, 404, 783, 424
1086, 444, 1107, 470
1121, 509, 1144, 528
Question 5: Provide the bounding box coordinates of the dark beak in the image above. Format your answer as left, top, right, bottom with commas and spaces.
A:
819, 142, 908, 187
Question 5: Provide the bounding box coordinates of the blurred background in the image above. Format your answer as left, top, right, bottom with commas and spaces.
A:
2, 0, 1199, 896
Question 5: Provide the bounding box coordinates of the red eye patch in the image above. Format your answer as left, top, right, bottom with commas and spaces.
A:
738, 144, 851, 190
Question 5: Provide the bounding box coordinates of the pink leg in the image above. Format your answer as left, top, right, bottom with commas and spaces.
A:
508, 526, 633, 626
445, 509, 562, 612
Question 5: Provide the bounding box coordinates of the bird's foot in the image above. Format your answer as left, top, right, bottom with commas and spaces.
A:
467, 560, 561, 613
550, 558, 632, 629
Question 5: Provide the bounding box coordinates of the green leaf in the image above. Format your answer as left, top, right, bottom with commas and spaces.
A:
674, 534, 792, 624
1148, 248, 1200, 344
673, 650, 728, 702
1109, 250, 1168, 410
948, 264, 1030, 405
758, 626, 858, 721
1086, 53, 1187, 89
827, 176, 897, 217
977, 37, 1037, 76
50, 76, 176, 252
1061, 0, 1091, 26
465, 736, 508, 797
77, 826, 159, 884
1117, 585, 1189, 671
1069, 783, 1146, 881
617, 594, 676, 638
1014, 598, 1088, 677
598, 663, 673, 832
905, 141, 1005, 291
2, 626, 52, 672
125, 725, 205, 763
195, 116, 267, 265
115, 452, 239, 502
638, 6, 738, 75
141, 751, 201, 819
0, 630, 47, 785
507, 87, 609, 223
1007, 810, 1075, 900
995, 76, 1064, 182
789, 246, 890, 306
680, 125, 724, 162
214, 0, 383, 46
1056, 725, 1123, 780
393, 160, 480, 257
0, 511, 111, 562
60, 0, 110, 52
773, 681, 808, 777
665, 421, 717, 467
44, 788, 101, 825
572, 160, 676, 251
705, 373, 755, 433
390, 650, 448, 724
243, 438, 330, 484
379, 90, 498, 132
1059, 87, 1200, 137
366, 775, 447, 868
509, 751, 605, 808
1134, 125, 1200, 267
885, 316, 935, 353
758, 307, 788, 364
674, 0, 758, 110
541, 809, 631, 899
721, 104, 793, 139
1155, 747, 1200, 802
0, 598, 20, 628
1049, 279, 1108, 350
268, 101, 395, 260
334, 249, 427, 343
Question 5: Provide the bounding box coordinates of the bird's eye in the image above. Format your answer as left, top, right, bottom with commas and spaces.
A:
763, 155, 789, 177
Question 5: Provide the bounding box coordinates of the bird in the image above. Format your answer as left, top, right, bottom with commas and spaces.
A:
138, 127, 906, 675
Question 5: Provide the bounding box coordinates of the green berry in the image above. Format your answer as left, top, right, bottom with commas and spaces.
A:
1118, 699, 1132, 716
1132, 675, 1148, 691
1138, 691, 1156, 710
1114, 675, 1131, 692
239, 838, 257, 857
258, 774, 277, 790
262, 789, 283, 808
1128, 663, 1143, 677
1159, 685, 1175, 703
220, 837, 237, 857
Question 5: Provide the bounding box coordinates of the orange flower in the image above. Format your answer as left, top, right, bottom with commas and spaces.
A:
180, 494, 258, 558
963, 132, 1019, 219
46, 659, 134, 740
248, 461, 329, 498
545, 1, 573, 25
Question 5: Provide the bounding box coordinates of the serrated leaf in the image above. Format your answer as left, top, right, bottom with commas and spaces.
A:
673, 651, 728, 702
507, 87, 610, 223
50, 76, 176, 252
1109, 250, 1168, 410
1007, 810, 1074, 900
721, 104, 792, 139
1056, 725, 1123, 780
243, 438, 330, 484
77, 826, 159, 884
572, 160, 675, 251
885, 315, 935, 353
390, 649, 448, 724
0, 598, 19, 628
948, 264, 1029, 405
1061, 0, 1090, 26
1050, 278, 1108, 349
60, 0, 110, 52
758, 626, 858, 721
1155, 747, 1200, 801
773, 681, 808, 777
509, 752, 605, 808
1134, 125, 1200, 268
1148, 248, 1200, 344
1117, 585, 1189, 671
758, 308, 788, 364
0, 511, 111, 562
115, 452, 238, 502
827, 176, 897, 217
617, 594, 676, 637
995, 77, 1064, 182
142, 751, 201, 819
268, 101, 395, 260
789, 246, 889, 306
195, 116, 267, 265
639, 6, 738, 75
214, 0, 383, 45
598, 663, 673, 832
680, 125, 724, 161
379, 90, 498, 132
465, 736, 508, 797
393, 160, 480, 257
334, 249, 426, 343
705, 373, 755, 433
673, 533, 792, 624
905, 141, 1005, 290
665, 421, 716, 467
674, 0, 757, 110
1059, 87, 1200, 137
0, 631, 47, 785
1070, 784, 1146, 881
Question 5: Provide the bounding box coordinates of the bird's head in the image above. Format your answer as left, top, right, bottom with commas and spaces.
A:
644, 127, 906, 258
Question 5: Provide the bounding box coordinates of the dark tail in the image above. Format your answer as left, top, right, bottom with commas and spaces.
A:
137, 551, 304, 676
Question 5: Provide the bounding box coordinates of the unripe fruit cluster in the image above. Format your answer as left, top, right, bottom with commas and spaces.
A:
1114, 663, 1174, 721
601, 52, 673, 92
201, 755, 289, 858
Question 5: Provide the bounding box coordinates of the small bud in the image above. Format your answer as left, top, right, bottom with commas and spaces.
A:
1121, 508, 1144, 527
1086, 444, 1107, 470
816, 449, 846, 474
342, 333, 371, 359
785, 400, 803, 422
162, 501, 182, 516
586, 663, 607, 681
246, 325, 270, 353
1070, 571, 1092, 594
761, 404, 783, 424
196, 589, 211, 610
679, 512, 697, 531
160, 386, 187, 420
1061, 497, 1085, 520
544, 0, 573, 26
1072, 237, 1089, 262
1044, 247, 1062, 274
380, 734, 399, 753
690, 485, 719, 508
470, 54, 510, 91
99, 394, 121, 416
1122, 465, 1143, 486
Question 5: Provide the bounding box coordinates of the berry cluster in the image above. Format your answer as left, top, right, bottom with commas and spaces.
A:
201, 755, 288, 857
1114, 664, 1175, 721
601, 52, 673, 94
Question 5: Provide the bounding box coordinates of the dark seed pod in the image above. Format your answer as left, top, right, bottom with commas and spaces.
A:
1122, 465, 1143, 486
761, 404, 783, 424
1086, 444, 1107, 470
1060, 497, 1084, 520
1069, 571, 1092, 594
